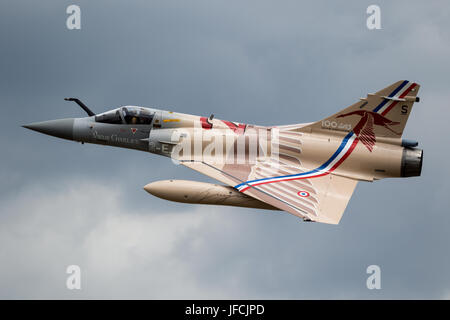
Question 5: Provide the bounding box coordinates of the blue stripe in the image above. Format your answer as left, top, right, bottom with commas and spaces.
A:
234, 131, 355, 189
372, 80, 408, 112
316, 131, 354, 170
236, 81, 410, 190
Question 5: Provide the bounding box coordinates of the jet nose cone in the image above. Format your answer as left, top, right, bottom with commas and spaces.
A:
23, 118, 75, 141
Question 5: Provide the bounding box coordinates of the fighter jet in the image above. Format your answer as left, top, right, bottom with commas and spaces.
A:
23, 80, 422, 224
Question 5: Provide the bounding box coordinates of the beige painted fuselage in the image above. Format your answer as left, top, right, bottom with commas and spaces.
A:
24, 80, 423, 224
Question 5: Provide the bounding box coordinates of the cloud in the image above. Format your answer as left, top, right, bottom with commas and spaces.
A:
2, 175, 449, 299
2, 0, 450, 299
0, 178, 251, 299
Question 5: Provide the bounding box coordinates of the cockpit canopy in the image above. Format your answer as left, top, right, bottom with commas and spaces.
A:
95, 106, 154, 125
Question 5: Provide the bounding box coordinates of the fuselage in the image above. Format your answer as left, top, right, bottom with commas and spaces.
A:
24, 105, 422, 184
22, 80, 424, 224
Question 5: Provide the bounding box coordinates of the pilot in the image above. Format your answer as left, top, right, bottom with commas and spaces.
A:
131, 117, 137, 124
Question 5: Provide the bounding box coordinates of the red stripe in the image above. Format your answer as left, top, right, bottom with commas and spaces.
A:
222, 120, 246, 134
239, 172, 329, 193
328, 137, 359, 172
240, 137, 360, 193
200, 117, 212, 129
381, 83, 417, 116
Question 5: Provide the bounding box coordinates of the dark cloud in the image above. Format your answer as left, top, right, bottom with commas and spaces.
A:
1, 0, 449, 298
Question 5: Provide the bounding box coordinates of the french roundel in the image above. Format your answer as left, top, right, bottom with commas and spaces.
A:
297, 191, 310, 198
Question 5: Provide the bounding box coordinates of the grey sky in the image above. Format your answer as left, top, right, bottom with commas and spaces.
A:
0, 0, 449, 298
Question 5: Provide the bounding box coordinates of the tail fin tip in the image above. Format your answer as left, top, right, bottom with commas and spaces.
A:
302, 80, 421, 139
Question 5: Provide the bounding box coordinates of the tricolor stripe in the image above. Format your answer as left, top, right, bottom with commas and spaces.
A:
373, 80, 417, 115
372, 80, 408, 113
379, 83, 417, 116
235, 131, 359, 192
235, 80, 416, 193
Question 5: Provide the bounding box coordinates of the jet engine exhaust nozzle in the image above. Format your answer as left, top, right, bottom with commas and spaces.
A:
401, 147, 423, 177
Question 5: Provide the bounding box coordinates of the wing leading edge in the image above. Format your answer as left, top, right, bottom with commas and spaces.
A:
181, 160, 358, 224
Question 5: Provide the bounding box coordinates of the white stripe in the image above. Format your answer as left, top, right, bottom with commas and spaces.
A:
260, 183, 318, 213
239, 133, 357, 190
319, 133, 356, 172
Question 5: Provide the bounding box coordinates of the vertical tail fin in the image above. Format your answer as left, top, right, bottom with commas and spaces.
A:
302, 80, 420, 139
